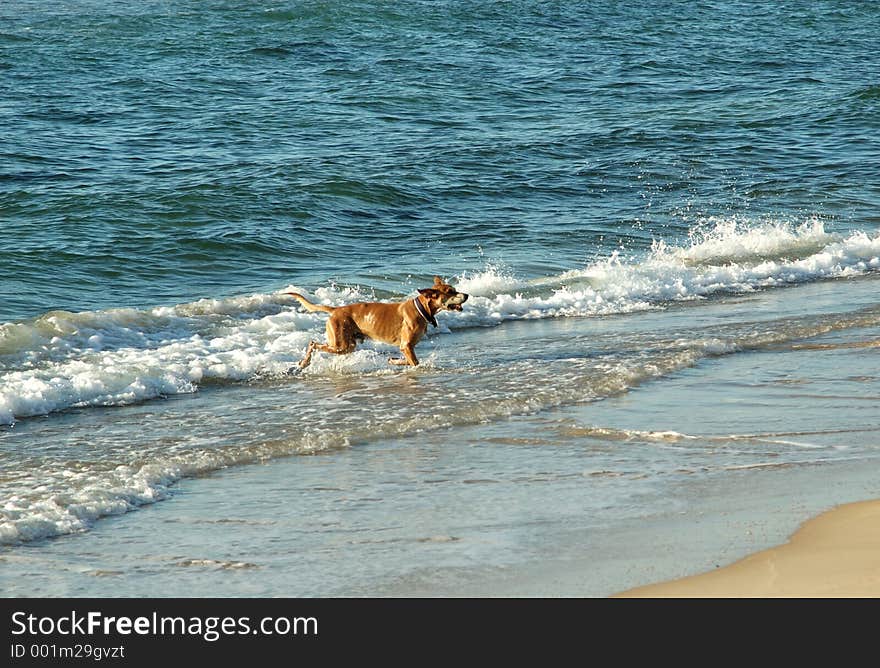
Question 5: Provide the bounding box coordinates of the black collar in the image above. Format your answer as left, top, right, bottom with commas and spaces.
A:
413, 298, 438, 328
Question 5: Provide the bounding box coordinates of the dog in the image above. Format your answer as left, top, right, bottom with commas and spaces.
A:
286, 276, 468, 369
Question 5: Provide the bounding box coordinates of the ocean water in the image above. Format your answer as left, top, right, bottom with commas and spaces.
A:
2, 1, 880, 596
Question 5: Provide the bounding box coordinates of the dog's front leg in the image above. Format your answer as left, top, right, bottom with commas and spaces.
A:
389, 343, 419, 366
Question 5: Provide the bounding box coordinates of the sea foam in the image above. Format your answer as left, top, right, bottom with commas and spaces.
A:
2, 220, 878, 425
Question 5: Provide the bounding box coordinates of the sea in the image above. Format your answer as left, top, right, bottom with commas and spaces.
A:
2, 0, 880, 597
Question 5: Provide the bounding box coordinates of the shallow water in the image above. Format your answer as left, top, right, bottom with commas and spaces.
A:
3, 275, 880, 596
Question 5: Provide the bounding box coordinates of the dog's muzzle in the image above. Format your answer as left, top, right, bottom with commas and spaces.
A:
447, 293, 468, 312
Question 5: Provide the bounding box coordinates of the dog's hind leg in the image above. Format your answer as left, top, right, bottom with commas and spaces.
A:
299, 340, 359, 369
299, 317, 358, 369
299, 340, 318, 369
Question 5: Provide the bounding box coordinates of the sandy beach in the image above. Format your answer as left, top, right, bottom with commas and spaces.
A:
615, 498, 880, 598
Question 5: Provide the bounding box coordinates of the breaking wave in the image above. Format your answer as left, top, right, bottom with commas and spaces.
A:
2, 219, 878, 425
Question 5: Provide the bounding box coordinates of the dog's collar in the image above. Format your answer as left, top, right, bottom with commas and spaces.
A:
413, 298, 438, 328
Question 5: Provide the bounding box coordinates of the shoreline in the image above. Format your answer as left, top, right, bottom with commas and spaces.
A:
614, 497, 880, 598
2, 441, 879, 597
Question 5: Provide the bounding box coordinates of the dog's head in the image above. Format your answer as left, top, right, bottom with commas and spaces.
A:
418, 276, 468, 313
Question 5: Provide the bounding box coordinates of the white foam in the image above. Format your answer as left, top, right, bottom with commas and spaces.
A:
447, 220, 880, 328
2, 220, 879, 425
0, 294, 320, 425
0, 427, 350, 544
666, 216, 837, 264
453, 263, 525, 296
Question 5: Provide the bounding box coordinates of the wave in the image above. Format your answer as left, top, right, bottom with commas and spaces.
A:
5, 303, 877, 545
1, 219, 879, 425
4, 260, 880, 542
0, 334, 742, 544
452, 218, 876, 324
0, 428, 346, 544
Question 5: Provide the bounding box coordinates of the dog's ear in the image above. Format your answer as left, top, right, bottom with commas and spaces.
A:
433, 275, 445, 287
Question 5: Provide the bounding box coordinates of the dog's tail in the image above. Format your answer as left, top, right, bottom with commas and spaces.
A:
284, 292, 336, 313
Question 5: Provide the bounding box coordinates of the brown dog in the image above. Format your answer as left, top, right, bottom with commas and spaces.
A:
286, 276, 468, 368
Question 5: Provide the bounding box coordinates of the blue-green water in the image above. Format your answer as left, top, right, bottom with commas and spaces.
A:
2, 1, 880, 596
4, 0, 879, 318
